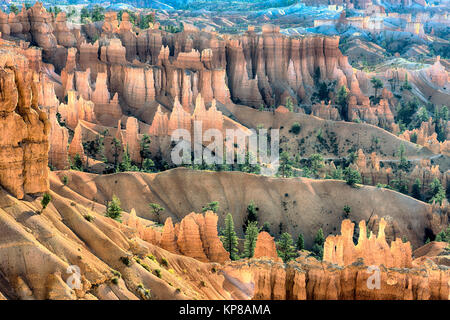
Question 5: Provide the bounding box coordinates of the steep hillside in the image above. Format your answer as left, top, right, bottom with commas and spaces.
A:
224, 103, 435, 160
51, 168, 445, 248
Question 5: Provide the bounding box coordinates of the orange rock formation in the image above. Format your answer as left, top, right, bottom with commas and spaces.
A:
253, 232, 281, 261
0, 47, 50, 199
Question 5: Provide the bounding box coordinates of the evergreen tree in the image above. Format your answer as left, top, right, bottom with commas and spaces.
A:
243, 201, 258, 232
296, 233, 305, 251
279, 151, 293, 178
398, 144, 409, 171
370, 77, 383, 101
142, 158, 156, 172
429, 178, 445, 205
277, 232, 296, 263
221, 213, 239, 260
331, 167, 344, 180
285, 97, 294, 112
111, 138, 122, 171
149, 203, 165, 224
243, 221, 259, 259
411, 178, 422, 200
139, 134, 152, 168
343, 167, 361, 187
71, 154, 83, 171
202, 201, 219, 213
9, 4, 19, 14
261, 222, 271, 234
308, 153, 324, 177
119, 148, 132, 172
105, 195, 122, 222
435, 227, 450, 243
40, 193, 52, 214
312, 228, 325, 260
336, 85, 349, 119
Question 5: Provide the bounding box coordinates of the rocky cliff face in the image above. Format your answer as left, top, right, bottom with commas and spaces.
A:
0, 47, 49, 199
323, 218, 412, 267
0, 6, 406, 134
222, 218, 449, 300
125, 211, 230, 264
400, 117, 450, 156
254, 231, 280, 261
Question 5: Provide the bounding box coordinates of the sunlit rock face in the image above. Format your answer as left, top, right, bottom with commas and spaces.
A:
0, 48, 49, 199
222, 218, 449, 300
126, 211, 230, 264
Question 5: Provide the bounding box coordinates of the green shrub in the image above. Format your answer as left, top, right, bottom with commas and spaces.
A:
120, 256, 131, 266
160, 257, 169, 267
153, 269, 162, 278
84, 214, 94, 222
290, 122, 301, 135
40, 193, 52, 213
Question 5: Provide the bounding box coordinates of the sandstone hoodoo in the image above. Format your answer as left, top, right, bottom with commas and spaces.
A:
0, 1, 448, 303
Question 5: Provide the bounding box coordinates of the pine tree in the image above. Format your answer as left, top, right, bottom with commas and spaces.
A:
277, 232, 296, 263
312, 228, 325, 260
296, 233, 304, 251
429, 178, 445, 205
111, 138, 121, 171
243, 221, 259, 259
149, 203, 165, 224
435, 227, 450, 243
202, 201, 219, 213
40, 193, 52, 214
285, 97, 294, 112
105, 195, 122, 222
261, 222, 271, 234
308, 153, 324, 177
344, 167, 361, 187
71, 154, 83, 171
243, 201, 258, 232
221, 213, 239, 260
398, 144, 409, 171
370, 77, 383, 100
336, 85, 349, 119
119, 148, 132, 172
279, 151, 293, 178
140, 134, 152, 168
411, 178, 422, 200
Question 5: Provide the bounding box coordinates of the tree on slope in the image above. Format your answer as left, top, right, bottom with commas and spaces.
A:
221, 213, 239, 260
243, 221, 259, 259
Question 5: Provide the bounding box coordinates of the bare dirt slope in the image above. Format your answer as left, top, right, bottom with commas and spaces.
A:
0, 186, 241, 300
51, 168, 438, 248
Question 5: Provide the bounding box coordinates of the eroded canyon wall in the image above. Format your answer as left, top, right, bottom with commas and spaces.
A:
0, 46, 49, 199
